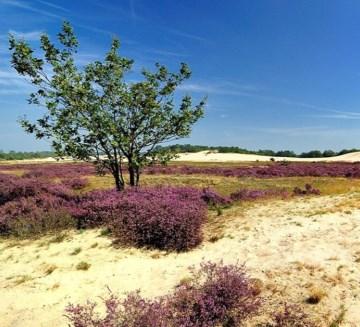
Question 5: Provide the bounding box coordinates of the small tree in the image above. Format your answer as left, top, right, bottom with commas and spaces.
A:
9, 22, 205, 190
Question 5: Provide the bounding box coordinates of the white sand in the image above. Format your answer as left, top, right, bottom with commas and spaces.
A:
176, 151, 360, 162
3, 150, 360, 165
1, 194, 360, 326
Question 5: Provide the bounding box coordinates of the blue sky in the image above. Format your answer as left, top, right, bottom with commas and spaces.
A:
1, 0, 360, 152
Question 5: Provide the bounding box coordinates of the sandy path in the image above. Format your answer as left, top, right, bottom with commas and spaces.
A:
1, 195, 360, 326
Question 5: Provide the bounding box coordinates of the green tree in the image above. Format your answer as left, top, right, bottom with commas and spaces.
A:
9, 22, 205, 190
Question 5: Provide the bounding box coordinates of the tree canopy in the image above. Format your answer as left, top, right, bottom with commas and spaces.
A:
9, 22, 205, 190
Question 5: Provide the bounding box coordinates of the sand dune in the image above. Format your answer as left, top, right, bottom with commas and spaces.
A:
175, 151, 360, 163
3, 151, 360, 165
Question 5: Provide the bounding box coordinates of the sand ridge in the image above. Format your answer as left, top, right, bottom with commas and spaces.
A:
3, 150, 360, 165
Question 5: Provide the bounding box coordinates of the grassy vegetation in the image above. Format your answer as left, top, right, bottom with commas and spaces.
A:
84, 173, 360, 197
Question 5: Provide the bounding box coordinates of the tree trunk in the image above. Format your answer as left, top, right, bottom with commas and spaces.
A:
128, 164, 135, 186
135, 167, 140, 186
128, 161, 140, 187
112, 166, 124, 191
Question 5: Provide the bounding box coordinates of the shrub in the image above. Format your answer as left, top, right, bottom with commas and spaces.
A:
200, 187, 232, 207
66, 262, 261, 327
293, 184, 320, 196
230, 188, 289, 201
0, 175, 76, 235
169, 262, 261, 326
268, 304, 317, 327
144, 162, 360, 178
76, 261, 91, 271
109, 187, 207, 251
0, 193, 76, 236
62, 178, 89, 190
68, 190, 121, 228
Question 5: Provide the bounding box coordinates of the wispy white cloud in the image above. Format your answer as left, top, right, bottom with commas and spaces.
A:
144, 48, 188, 58
180, 80, 360, 118
74, 53, 101, 66
7, 29, 43, 40
0, 0, 64, 19
179, 81, 258, 96
0, 69, 33, 95
35, 0, 69, 12
168, 28, 207, 42
308, 113, 360, 120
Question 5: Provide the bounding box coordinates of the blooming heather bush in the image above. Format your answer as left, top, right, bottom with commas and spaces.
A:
3, 161, 360, 181
110, 187, 207, 251
145, 162, 360, 178
0, 189, 76, 236
66, 292, 169, 327
169, 262, 261, 326
200, 187, 232, 207
0, 173, 74, 205
62, 178, 89, 190
230, 188, 289, 201
293, 184, 320, 196
66, 262, 261, 327
69, 190, 121, 228
0, 174, 77, 235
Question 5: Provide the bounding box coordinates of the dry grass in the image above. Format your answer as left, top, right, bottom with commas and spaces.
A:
84, 173, 360, 197
0, 169, 26, 176
76, 261, 91, 271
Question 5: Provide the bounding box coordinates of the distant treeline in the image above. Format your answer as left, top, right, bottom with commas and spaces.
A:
0, 151, 54, 161
158, 144, 360, 158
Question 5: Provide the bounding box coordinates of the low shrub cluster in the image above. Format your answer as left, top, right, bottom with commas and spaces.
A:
230, 188, 289, 201
65, 262, 315, 327
0, 175, 211, 251
65, 262, 262, 327
72, 187, 208, 251
2, 161, 360, 180
145, 162, 360, 178
62, 178, 89, 190
200, 187, 232, 207
293, 184, 320, 196
0, 173, 76, 236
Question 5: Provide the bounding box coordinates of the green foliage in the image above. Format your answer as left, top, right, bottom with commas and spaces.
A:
9, 22, 205, 190
0, 150, 54, 161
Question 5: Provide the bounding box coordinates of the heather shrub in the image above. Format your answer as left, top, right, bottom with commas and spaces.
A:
267, 304, 317, 327
144, 162, 360, 178
66, 292, 169, 327
0, 174, 77, 235
110, 187, 207, 251
0, 194, 76, 236
230, 188, 289, 201
0, 174, 74, 206
69, 186, 208, 250
62, 178, 89, 190
200, 187, 232, 207
293, 184, 320, 196
66, 262, 261, 327
169, 262, 261, 326
68, 190, 121, 228
0, 174, 42, 205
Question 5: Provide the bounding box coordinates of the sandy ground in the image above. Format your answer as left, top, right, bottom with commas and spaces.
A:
175, 150, 360, 162
1, 194, 360, 326
3, 150, 360, 164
